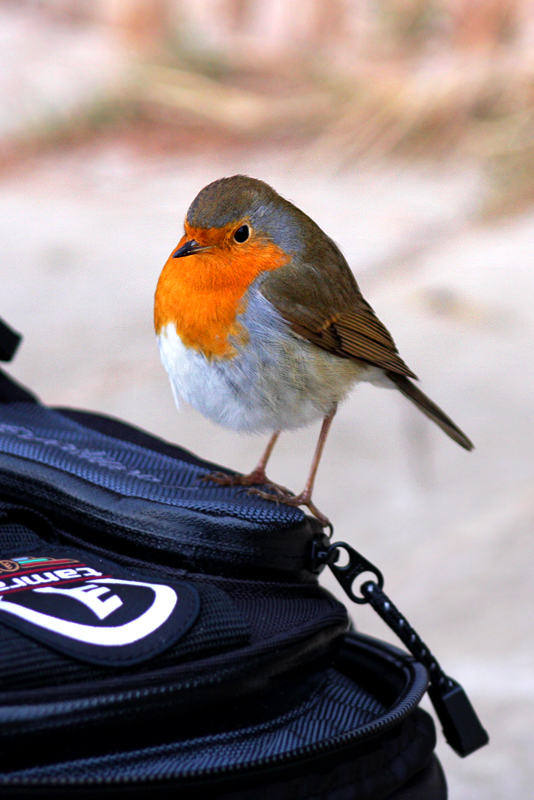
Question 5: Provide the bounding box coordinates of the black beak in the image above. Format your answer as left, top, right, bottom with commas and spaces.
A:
172, 239, 206, 258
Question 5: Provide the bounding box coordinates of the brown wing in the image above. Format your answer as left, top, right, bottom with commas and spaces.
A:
288, 305, 417, 378
258, 219, 474, 450
260, 237, 417, 380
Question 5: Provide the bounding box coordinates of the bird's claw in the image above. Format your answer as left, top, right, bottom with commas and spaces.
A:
246, 484, 295, 502
200, 471, 238, 487
247, 486, 331, 529
203, 472, 331, 529
203, 471, 292, 495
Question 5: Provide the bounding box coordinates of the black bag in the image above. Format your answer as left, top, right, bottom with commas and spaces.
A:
0, 320, 487, 798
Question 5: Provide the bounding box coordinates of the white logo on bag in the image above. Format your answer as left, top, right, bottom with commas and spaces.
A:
36, 583, 124, 620
0, 578, 178, 646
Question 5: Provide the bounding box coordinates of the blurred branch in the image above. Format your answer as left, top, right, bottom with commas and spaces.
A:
138, 65, 334, 133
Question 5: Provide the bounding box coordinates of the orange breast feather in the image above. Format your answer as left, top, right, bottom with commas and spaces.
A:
155, 223, 289, 359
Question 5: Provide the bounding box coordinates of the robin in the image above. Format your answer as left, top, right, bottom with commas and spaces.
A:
155, 175, 472, 527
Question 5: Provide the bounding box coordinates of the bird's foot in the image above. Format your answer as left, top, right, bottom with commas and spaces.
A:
247, 485, 331, 529
201, 471, 243, 487
202, 469, 291, 495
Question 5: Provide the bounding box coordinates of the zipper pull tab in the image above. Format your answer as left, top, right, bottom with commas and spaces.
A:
320, 541, 489, 757
428, 677, 490, 757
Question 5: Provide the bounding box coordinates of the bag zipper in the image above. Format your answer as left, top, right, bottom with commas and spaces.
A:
0, 633, 430, 789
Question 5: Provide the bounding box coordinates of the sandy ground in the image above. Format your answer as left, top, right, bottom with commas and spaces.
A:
0, 6, 127, 143
2, 142, 533, 797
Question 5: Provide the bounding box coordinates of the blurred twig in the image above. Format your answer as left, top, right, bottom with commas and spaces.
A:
137, 65, 334, 133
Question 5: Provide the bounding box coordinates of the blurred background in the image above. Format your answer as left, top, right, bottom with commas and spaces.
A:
1, 0, 533, 796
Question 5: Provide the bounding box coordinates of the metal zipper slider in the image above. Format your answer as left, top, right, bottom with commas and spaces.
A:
312, 539, 384, 602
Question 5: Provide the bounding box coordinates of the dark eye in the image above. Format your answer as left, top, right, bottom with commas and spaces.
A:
234, 225, 249, 243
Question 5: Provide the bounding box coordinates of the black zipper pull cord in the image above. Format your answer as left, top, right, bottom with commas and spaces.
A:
361, 581, 489, 757
313, 539, 489, 757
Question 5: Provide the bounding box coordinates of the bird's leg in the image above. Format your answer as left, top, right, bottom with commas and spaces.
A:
203, 431, 286, 488
248, 405, 337, 528
245, 430, 280, 484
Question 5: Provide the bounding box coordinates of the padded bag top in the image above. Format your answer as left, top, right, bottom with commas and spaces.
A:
0, 395, 327, 582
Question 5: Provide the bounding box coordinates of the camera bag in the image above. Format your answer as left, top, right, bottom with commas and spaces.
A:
0, 319, 488, 798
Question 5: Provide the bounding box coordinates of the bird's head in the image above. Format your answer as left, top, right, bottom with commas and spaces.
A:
154, 176, 309, 350
186, 174, 305, 245
164, 175, 313, 290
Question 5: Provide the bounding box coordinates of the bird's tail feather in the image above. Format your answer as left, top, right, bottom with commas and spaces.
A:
385, 371, 474, 451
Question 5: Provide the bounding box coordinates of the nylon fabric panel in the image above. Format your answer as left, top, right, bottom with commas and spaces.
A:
0, 668, 387, 782
0, 403, 304, 527
0, 523, 43, 552
216, 579, 346, 641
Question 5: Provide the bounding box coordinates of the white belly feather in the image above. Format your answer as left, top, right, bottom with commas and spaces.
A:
157, 290, 374, 433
